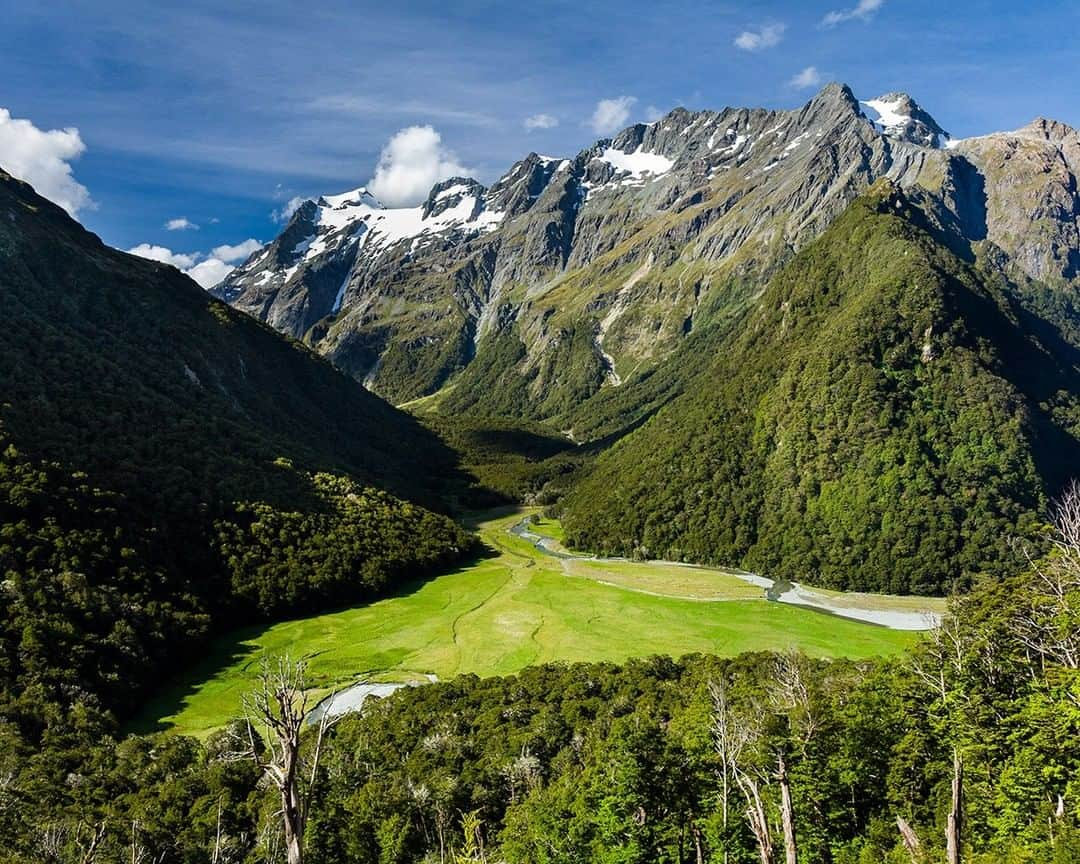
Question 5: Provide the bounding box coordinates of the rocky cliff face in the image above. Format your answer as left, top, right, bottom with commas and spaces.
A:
947, 118, 1080, 284
213, 83, 1080, 424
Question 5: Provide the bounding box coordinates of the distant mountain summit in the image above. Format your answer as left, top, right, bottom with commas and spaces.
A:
213, 83, 1080, 424
859, 91, 951, 147
215, 181, 506, 339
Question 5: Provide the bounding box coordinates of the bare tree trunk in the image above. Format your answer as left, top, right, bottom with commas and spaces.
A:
946, 747, 962, 864
710, 680, 747, 864
230, 656, 338, 864
737, 772, 774, 864
896, 815, 922, 863
212, 798, 224, 864
283, 778, 304, 864
77, 821, 107, 864
691, 822, 704, 864
777, 753, 797, 864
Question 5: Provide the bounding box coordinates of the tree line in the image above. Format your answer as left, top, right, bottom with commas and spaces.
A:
3, 484, 1078, 862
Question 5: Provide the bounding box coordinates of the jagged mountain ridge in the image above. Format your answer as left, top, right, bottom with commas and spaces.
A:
214, 83, 1080, 423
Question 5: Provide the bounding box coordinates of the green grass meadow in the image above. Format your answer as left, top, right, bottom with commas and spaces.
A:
137, 511, 923, 737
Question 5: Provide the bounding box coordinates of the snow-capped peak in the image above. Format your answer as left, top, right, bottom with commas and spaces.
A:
860, 92, 950, 149
319, 186, 382, 210
220, 178, 507, 297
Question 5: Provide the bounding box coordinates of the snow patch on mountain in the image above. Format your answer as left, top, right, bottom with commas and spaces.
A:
299, 185, 502, 270
861, 97, 910, 134
859, 93, 950, 149
598, 147, 675, 181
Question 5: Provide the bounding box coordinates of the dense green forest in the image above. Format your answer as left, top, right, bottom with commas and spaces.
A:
0, 169, 471, 742
1, 553, 1076, 863
561, 182, 1080, 595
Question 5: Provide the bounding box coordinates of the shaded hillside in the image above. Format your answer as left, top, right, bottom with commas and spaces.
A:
0, 169, 470, 720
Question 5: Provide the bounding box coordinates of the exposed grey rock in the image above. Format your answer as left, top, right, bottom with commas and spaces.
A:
860, 91, 950, 148
212, 83, 1080, 420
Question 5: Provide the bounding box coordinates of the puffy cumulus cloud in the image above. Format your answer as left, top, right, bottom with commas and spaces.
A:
368, 125, 468, 208
822, 0, 883, 27
523, 113, 558, 131
185, 258, 234, 289
0, 107, 93, 217
789, 66, 823, 90
127, 238, 263, 289
589, 96, 636, 136
734, 23, 785, 51
165, 217, 198, 231
127, 243, 199, 269
211, 238, 262, 263
272, 195, 307, 224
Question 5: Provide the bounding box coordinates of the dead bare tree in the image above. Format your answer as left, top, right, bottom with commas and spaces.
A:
77, 821, 107, 864
36, 820, 110, 864
710, 681, 774, 864
209, 794, 244, 864
768, 652, 822, 864
896, 815, 923, 863
1012, 480, 1080, 677
912, 609, 976, 864
36, 823, 67, 864
736, 768, 775, 864
775, 752, 796, 864
128, 819, 166, 864
230, 655, 338, 864
710, 680, 752, 864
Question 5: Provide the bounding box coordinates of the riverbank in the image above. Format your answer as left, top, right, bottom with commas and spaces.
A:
135, 509, 925, 736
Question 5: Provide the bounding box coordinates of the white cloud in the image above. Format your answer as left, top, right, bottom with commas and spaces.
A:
822, 0, 883, 26
590, 97, 636, 136
523, 113, 559, 131
185, 258, 234, 289
127, 243, 199, 269
789, 66, 823, 90
0, 107, 93, 217
367, 125, 468, 208
211, 238, 262, 263
165, 217, 199, 231
645, 105, 666, 123
127, 239, 262, 289
272, 195, 307, 224
734, 23, 786, 51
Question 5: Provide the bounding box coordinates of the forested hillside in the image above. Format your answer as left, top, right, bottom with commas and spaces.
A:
561, 182, 1080, 594
2, 551, 1077, 863
0, 168, 470, 727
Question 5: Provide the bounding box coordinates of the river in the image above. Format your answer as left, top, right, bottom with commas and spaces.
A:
510, 518, 941, 631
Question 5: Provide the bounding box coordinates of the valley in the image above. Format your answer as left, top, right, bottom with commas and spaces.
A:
2, 14, 1078, 852
138, 510, 936, 737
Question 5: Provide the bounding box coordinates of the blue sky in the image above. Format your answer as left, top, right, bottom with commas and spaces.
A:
1, 0, 1077, 284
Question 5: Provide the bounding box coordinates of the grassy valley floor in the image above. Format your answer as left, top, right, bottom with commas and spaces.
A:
138, 510, 937, 737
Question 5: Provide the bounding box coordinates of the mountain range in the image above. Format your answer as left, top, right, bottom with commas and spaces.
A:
3, 77, 1080, 864
209, 82, 1080, 592
214, 83, 1080, 421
